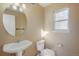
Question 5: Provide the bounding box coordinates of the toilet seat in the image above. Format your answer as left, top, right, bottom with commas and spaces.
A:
41, 49, 55, 56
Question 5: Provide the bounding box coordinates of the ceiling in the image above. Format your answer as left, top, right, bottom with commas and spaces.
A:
38, 3, 51, 7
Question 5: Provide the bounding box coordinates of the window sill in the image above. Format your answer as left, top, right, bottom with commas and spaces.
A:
52, 30, 69, 33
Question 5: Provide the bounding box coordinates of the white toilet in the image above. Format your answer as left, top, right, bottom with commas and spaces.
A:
36, 40, 55, 56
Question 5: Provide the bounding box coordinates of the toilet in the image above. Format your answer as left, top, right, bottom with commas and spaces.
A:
36, 40, 55, 56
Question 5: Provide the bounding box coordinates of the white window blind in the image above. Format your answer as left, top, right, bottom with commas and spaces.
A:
54, 8, 69, 31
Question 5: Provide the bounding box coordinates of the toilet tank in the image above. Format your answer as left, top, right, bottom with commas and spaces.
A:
36, 40, 45, 51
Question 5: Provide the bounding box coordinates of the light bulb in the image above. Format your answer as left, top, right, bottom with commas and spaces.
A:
15, 3, 20, 6
19, 7, 23, 12
22, 4, 26, 9
12, 5, 17, 10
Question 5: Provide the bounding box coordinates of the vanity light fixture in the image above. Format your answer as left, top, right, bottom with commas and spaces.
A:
11, 3, 26, 12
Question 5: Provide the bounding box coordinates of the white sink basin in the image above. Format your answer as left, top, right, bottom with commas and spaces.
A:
3, 40, 32, 56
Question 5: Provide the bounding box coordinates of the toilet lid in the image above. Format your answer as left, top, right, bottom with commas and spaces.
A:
41, 49, 55, 56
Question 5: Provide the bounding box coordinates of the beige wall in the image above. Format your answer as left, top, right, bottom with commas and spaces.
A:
1, 3, 79, 56
44, 3, 79, 56
0, 4, 44, 56
22, 4, 44, 56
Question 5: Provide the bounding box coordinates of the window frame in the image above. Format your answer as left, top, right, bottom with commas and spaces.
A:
53, 8, 69, 32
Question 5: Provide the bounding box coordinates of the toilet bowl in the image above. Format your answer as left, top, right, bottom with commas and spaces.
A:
36, 40, 55, 56
41, 49, 55, 56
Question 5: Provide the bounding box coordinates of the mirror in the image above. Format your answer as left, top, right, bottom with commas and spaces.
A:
3, 13, 15, 36
3, 6, 27, 37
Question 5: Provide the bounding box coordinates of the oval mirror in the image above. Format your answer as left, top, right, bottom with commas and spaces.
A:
2, 5, 27, 37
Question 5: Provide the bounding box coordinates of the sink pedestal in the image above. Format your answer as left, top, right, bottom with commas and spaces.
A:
16, 51, 23, 56
3, 40, 32, 56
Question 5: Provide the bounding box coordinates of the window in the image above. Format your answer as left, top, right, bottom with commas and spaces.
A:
54, 8, 69, 31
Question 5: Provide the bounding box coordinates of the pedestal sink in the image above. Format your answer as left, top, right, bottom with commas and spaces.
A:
3, 40, 32, 56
